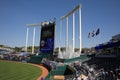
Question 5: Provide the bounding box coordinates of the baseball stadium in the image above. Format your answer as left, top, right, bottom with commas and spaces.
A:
0, 4, 120, 80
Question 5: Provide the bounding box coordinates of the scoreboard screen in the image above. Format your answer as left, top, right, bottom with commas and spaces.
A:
40, 22, 55, 54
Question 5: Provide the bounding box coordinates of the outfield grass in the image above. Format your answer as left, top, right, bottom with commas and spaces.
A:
0, 60, 42, 80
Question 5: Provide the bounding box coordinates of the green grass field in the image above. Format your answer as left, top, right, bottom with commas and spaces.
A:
0, 60, 42, 80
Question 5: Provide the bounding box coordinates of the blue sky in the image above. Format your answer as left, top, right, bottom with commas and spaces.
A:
0, 0, 120, 48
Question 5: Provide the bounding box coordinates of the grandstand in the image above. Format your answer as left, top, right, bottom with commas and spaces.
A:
26, 4, 90, 80
26, 4, 120, 79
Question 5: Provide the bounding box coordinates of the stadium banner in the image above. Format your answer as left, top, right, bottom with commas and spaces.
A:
40, 22, 55, 54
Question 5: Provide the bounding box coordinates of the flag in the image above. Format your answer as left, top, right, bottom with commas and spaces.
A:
88, 32, 90, 38
96, 28, 100, 36
92, 30, 95, 37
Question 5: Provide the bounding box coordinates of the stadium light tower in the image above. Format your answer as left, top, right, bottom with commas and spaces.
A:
26, 23, 41, 54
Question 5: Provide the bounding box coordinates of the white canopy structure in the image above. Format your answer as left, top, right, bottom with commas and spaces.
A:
58, 4, 82, 59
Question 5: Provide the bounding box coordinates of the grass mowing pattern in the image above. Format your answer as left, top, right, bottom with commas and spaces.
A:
0, 60, 42, 80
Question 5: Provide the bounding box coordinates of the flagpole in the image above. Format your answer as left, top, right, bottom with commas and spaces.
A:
95, 28, 98, 47
96, 28, 100, 46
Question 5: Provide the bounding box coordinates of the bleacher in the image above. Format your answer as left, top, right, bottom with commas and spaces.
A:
45, 65, 67, 79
